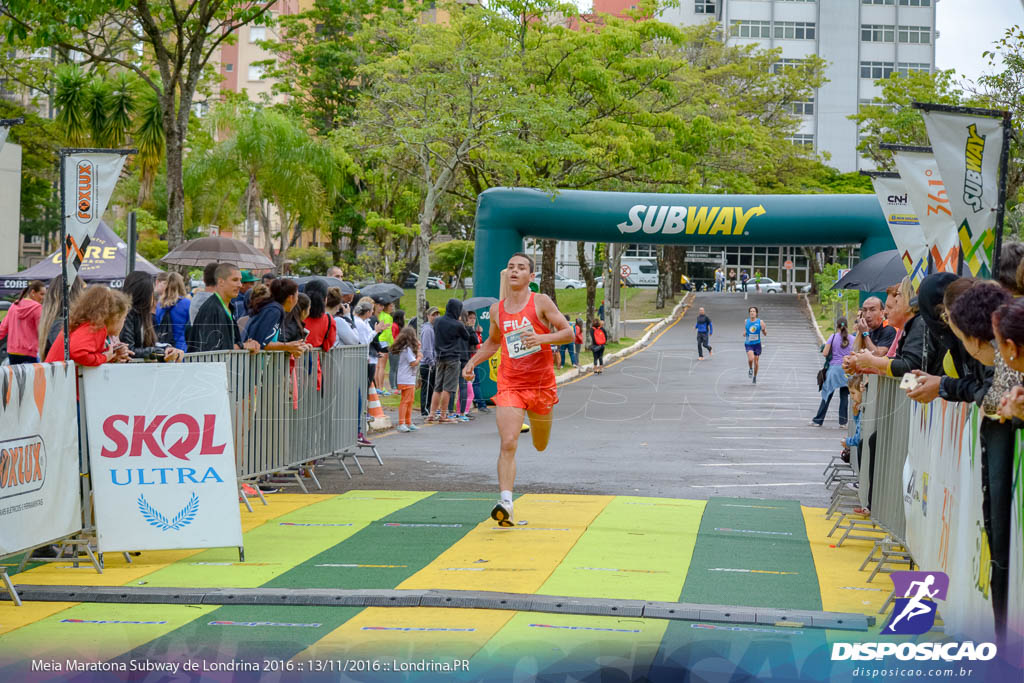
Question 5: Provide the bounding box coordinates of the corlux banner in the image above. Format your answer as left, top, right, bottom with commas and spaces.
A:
892, 150, 960, 274
903, 400, 997, 642
919, 109, 1006, 278
0, 362, 82, 555
869, 176, 928, 289
81, 363, 243, 553
62, 152, 128, 288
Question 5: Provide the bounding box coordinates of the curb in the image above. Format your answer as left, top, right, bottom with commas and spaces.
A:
556, 293, 695, 385
801, 293, 826, 346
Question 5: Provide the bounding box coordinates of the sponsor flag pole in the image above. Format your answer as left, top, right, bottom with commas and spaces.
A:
58, 148, 136, 361
992, 111, 1013, 279
913, 102, 1011, 279
860, 169, 929, 291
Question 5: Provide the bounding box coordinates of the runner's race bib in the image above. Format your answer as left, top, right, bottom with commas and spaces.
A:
505, 322, 540, 359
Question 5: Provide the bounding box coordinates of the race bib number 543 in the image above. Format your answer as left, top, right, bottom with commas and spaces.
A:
505, 327, 540, 359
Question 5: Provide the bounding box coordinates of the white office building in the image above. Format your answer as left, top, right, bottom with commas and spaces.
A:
656, 0, 937, 173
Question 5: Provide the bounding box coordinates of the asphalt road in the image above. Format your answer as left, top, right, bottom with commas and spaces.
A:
323, 292, 843, 507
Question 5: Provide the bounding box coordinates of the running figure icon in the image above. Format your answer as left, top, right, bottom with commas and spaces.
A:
886, 574, 940, 633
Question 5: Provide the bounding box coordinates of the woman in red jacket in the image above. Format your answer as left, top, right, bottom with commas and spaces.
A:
45, 286, 132, 366
0, 280, 46, 363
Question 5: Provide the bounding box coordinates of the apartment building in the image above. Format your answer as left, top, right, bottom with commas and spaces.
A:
595, 0, 938, 173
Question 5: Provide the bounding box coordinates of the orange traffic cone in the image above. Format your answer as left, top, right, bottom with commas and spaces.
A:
366, 386, 392, 431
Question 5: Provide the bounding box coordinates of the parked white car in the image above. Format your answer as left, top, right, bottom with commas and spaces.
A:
535, 273, 585, 289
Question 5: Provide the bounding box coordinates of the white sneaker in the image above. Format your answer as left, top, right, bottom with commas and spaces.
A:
408, 423, 420, 431
491, 500, 513, 527
397, 424, 410, 432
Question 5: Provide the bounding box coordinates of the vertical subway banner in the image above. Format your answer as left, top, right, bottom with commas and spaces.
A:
893, 150, 960, 273
920, 110, 1006, 278
869, 175, 928, 289
62, 152, 128, 287
0, 363, 82, 555
81, 363, 243, 553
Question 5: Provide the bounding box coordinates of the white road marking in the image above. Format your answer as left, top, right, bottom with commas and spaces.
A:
687, 482, 821, 488
699, 463, 823, 466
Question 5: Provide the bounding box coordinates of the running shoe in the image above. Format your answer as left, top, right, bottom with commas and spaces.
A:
809, 421, 823, 427
477, 405, 491, 414
408, 423, 420, 431
491, 500, 514, 527
397, 424, 410, 432
357, 435, 374, 447
440, 416, 460, 424
752, 376, 757, 384
748, 367, 753, 378
458, 415, 470, 422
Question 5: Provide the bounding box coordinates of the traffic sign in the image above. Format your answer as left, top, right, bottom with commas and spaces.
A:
783, 260, 794, 270
621, 265, 631, 277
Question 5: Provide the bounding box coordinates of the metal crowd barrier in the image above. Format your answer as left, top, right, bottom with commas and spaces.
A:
183, 346, 367, 479
869, 376, 910, 543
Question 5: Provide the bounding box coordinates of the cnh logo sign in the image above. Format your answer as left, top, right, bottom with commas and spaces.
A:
832, 571, 997, 663
99, 414, 226, 461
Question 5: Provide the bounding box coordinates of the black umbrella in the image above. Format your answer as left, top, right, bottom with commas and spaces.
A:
462, 296, 498, 311
358, 282, 404, 304
832, 250, 907, 292
294, 276, 356, 295
161, 236, 275, 270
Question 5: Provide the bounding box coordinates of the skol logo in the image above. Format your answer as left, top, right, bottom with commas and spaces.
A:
0, 436, 46, 499
99, 414, 226, 461
616, 205, 766, 236
963, 124, 985, 213
75, 160, 95, 223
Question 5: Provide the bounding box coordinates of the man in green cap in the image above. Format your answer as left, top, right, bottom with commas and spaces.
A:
233, 269, 258, 318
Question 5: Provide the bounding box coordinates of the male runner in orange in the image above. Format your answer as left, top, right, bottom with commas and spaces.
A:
462, 253, 574, 526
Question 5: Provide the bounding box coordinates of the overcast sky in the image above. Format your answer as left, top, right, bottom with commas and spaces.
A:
935, 0, 1023, 86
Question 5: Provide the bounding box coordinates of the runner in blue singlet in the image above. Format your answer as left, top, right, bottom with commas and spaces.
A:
744, 306, 766, 384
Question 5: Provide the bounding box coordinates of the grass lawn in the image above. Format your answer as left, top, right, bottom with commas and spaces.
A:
397, 286, 680, 322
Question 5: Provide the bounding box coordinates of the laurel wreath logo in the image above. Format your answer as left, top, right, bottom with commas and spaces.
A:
137, 492, 199, 531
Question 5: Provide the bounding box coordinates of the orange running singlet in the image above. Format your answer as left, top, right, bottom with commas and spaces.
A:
497, 293, 556, 390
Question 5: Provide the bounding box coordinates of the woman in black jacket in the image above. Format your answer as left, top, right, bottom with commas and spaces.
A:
120, 272, 183, 362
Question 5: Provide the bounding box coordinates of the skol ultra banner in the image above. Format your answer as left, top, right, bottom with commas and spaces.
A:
920, 109, 1007, 278
893, 150, 960, 273
62, 151, 128, 288
870, 175, 928, 289
81, 363, 243, 553
0, 362, 82, 555
904, 399, 994, 642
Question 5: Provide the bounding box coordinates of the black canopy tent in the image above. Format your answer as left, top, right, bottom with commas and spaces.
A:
0, 221, 162, 296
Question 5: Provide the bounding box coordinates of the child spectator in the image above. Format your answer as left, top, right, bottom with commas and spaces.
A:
389, 326, 421, 432
45, 286, 133, 366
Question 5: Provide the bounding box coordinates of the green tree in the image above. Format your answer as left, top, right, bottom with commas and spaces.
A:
1, 0, 279, 252
430, 240, 474, 288
51, 64, 166, 201
849, 70, 964, 171
187, 99, 354, 267
349, 3, 536, 322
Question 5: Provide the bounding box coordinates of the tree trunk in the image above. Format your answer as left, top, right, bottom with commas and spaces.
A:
655, 246, 668, 310
259, 200, 278, 268
804, 247, 820, 295
672, 247, 686, 295
164, 120, 186, 253
603, 243, 623, 343
245, 177, 255, 246
416, 186, 437, 324
577, 241, 596, 342
540, 239, 557, 304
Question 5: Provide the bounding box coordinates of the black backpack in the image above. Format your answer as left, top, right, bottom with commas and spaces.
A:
155, 304, 176, 345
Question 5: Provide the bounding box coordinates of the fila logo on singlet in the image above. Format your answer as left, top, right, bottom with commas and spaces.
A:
503, 317, 531, 332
